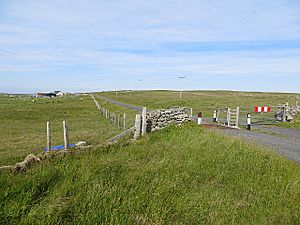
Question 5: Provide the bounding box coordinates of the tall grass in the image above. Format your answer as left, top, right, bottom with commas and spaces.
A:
1, 123, 299, 224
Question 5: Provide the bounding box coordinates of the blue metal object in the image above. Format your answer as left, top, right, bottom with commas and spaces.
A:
44, 144, 76, 151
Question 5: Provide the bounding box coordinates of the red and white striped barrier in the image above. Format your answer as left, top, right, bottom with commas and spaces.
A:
254, 106, 271, 113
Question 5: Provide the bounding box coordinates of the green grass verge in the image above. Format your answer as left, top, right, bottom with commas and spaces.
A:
277, 114, 300, 130
1, 123, 299, 224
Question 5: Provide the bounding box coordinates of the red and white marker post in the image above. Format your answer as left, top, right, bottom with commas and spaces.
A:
197, 112, 203, 125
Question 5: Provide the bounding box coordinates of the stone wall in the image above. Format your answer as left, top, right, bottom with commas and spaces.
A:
275, 104, 300, 122
146, 107, 192, 131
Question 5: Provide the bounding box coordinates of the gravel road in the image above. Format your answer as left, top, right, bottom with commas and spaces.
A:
219, 125, 300, 164
96, 95, 143, 112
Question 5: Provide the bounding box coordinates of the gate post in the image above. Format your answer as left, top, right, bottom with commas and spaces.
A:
226, 108, 230, 125
141, 107, 147, 136
236, 107, 240, 127
134, 114, 141, 140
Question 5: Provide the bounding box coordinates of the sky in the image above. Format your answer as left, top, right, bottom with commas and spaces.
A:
0, 0, 300, 93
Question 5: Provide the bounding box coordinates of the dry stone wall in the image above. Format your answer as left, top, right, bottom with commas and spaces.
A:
275, 104, 300, 122
146, 107, 192, 131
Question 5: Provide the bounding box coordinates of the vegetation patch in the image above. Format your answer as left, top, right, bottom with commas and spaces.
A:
278, 114, 300, 130
1, 123, 299, 224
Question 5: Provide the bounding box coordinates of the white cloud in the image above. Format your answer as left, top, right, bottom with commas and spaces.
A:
0, 0, 300, 92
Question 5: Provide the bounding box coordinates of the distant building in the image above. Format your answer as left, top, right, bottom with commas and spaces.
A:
53, 91, 64, 96
35, 91, 63, 98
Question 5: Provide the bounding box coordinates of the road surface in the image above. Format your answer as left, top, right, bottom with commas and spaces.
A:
96, 95, 143, 112
219, 125, 300, 164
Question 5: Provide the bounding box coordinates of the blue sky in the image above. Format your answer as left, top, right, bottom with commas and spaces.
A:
0, 0, 300, 93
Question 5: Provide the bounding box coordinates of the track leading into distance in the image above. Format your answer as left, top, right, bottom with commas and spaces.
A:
96, 95, 143, 112
95, 95, 300, 164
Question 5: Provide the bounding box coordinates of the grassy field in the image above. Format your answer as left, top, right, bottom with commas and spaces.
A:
1, 123, 299, 224
98, 90, 300, 124
1, 91, 300, 224
0, 94, 121, 165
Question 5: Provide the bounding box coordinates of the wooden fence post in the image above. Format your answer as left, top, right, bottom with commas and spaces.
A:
134, 114, 141, 140
47, 121, 51, 151
63, 121, 69, 150
117, 114, 120, 129
123, 113, 126, 130
236, 107, 240, 127
141, 107, 147, 136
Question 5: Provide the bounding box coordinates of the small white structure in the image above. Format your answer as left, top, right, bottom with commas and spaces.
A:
53, 91, 64, 96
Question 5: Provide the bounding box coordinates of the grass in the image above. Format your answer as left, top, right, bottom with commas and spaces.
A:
1, 123, 300, 224
277, 114, 300, 130
0, 94, 121, 165
1, 91, 300, 224
99, 90, 300, 114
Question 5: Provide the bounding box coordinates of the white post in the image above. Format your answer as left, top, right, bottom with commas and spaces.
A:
190, 108, 193, 120
47, 121, 51, 151
213, 110, 217, 122
134, 114, 141, 140
141, 107, 147, 136
123, 113, 126, 130
63, 121, 69, 150
236, 107, 240, 127
117, 114, 120, 129
247, 113, 251, 130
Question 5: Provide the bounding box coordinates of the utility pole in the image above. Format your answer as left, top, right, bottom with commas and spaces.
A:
178, 75, 186, 99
